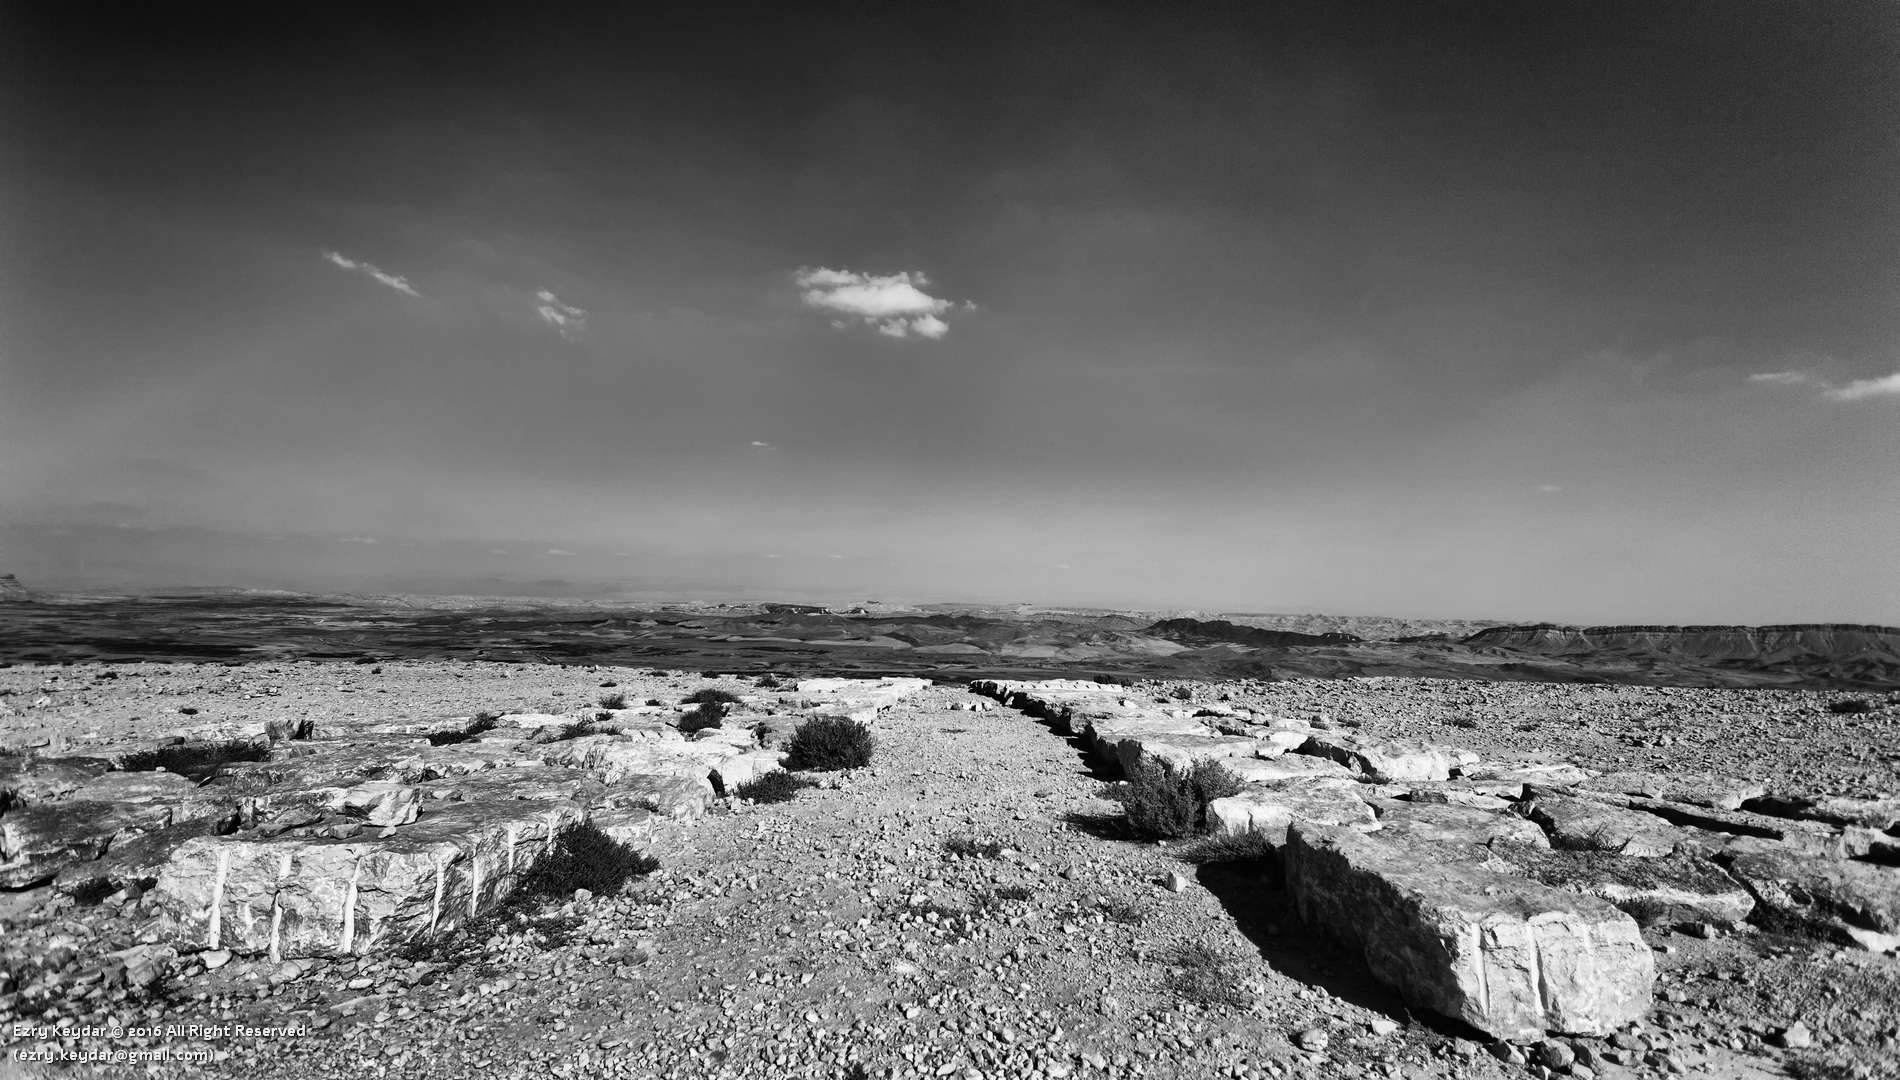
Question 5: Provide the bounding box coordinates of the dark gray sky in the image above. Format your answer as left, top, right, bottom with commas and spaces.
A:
3, 3, 1896, 621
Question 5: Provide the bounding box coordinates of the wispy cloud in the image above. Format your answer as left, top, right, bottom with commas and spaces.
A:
749, 440, 774, 448
1748, 368, 1900, 402
337, 535, 379, 544
321, 251, 420, 298
535, 289, 587, 340
1823, 372, 1900, 402
1534, 484, 1562, 494
545, 547, 574, 556
793, 267, 965, 340
1746, 371, 1811, 386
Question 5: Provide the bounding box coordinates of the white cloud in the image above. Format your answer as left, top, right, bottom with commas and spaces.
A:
750, 440, 774, 448
338, 535, 379, 544
764, 553, 783, 559
793, 267, 965, 340
487, 548, 510, 555
1749, 368, 1900, 402
322, 251, 420, 298
546, 548, 573, 556
1535, 484, 1562, 494
535, 289, 587, 340
1823, 372, 1900, 402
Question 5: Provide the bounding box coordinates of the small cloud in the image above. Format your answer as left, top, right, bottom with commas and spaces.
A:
534, 289, 587, 340
1823, 372, 1900, 402
827, 553, 844, 559
793, 266, 966, 340
338, 536, 380, 544
764, 553, 783, 559
1749, 368, 1900, 402
1535, 484, 1562, 494
1747, 371, 1811, 386
1054, 563, 1072, 570
545, 548, 574, 557
322, 251, 420, 298
750, 440, 774, 448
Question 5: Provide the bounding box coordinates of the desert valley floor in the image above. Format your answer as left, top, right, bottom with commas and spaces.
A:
3, 600, 1900, 1080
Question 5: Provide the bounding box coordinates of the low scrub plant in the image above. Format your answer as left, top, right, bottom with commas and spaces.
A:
1175, 831, 1276, 865
598, 692, 628, 710
1119, 759, 1243, 840
1160, 941, 1250, 1009
1829, 698, 1874, 715
428, 711, 500, 747
118, 739, 269, 782
683, 687, 743, 706
784, 716, 875, 771
522, 820, 659, 897
679, 702, 726, 733
734, 769, 814, 804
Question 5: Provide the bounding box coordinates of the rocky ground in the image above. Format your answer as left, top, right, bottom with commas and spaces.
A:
2, 662, 1899, 1079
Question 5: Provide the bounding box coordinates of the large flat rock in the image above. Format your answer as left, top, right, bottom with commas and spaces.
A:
1224, 755, 1358, 785
1523, 792, 1692, 857
152, 796, 588, 959
1488, 848, 1756, 928
1720, 839, 1900, 946
1206, 783, 1376, 846
1113, 733, 1268, 777
1368, 800, 1551, 850
1285, 824, 1654, 1041
1297, 733, 1460, 783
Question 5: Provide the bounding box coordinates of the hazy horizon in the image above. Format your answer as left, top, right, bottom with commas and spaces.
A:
4, 4, 1896, 625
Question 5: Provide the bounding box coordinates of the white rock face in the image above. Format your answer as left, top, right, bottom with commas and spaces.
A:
337, 782, 421, 827
1285, 823, 1654, 1041
152, 797, 587, 959
1297, 733, 1458, 783
1206, 784, 1377, 846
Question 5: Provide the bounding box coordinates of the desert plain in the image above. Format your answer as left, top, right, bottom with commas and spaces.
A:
2, 590, 1899, 1080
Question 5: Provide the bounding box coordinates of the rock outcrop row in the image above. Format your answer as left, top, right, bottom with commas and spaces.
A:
0, 676, 928, 962
972, 677, 1900, 1042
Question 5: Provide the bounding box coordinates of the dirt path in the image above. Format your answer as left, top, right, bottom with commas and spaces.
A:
36, 679, 1516, 1080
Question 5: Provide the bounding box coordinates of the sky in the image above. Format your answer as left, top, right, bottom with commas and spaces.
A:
1, 2, 1896, 623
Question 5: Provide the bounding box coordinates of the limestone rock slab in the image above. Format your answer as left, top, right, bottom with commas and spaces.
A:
1298, 734, 1457, 783
1206, 784, 1376, 846
1285, 824, 1653, 1040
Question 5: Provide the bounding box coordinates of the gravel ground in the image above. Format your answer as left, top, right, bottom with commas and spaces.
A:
6, 663, 1899, 1079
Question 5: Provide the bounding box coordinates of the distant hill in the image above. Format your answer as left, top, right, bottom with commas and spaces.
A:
1462, 623, 1900, 685
1146, 617, 1362, 647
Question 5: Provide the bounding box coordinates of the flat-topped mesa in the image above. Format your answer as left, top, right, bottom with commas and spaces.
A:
0, 573, 31, 602
1461, 622, 1900, 664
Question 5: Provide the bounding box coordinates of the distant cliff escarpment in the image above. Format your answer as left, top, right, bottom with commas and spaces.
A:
0, 575, 31, 602
1462, 623, 1900, 682
1146, 618, 1362, 648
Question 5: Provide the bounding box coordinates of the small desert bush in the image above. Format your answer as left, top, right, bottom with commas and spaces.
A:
988, 884, 1035, 903
679, 702, 726, 733
428, 711, 500, 747
683, 688, 743, 706
548, 720, 594, 742
118, 739, 268, 782
522, 820, 659, 898
1828, 698, 1874, 715
1160, 942, 1250, 1009
1100, 898, 1146, 926
1119, 759, 1243, 841
784, 716, 875, 771
598, 680, 618, 688
598, 692, 628, 709
942, 837, 1005, 860
734, 769, 813, 804
754, 673, 783, 689
1449, 716, 1480, 729
1175, 831, 1276, 865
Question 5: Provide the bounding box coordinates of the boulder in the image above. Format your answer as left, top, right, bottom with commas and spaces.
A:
1577, 771, 1764, 812
1206, 783, 1376, 847
1113, 734, 1267, 777
1459, 764, 1599, 798
1742, 795, 1900, 832
1490, 848, 1756, 928
151, 796, 587, 959
1224, 755, 1358, 785
1284, 824, 1653, 1040
1369, 800, 1550, 850
338, 782, 421, 827
1298, 734, 1457, 783
710, 750, 788, 794
1720, 840, 1900, 943
1522, 793, 1692, 857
